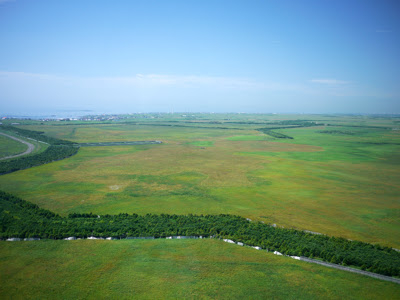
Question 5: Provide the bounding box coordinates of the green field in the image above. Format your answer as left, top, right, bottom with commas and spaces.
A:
0, 115, 399, 247
0, 134, 28, 158
1, 239, 399, 299
1, 114, 400, 298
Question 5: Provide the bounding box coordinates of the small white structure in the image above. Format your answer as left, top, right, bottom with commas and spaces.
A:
273, 251, 283, 256
223, 239, 235, 244
246, 218, 252, 222
166, 236, 172, 239
6, 238, 21, 241
252, 246, 262, 250
87, 236, 98, 240
237, 242, 244, 246
290, 256, 301, 260
106, 237, 117, 240
64, 237, 76, 240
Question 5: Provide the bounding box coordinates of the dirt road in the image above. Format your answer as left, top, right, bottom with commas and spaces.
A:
0, 132, 35, 160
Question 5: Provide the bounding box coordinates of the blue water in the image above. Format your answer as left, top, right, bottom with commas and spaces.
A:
2, 110, 105, 120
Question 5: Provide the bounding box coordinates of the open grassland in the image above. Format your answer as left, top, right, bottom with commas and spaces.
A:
0, 115, 399, 248
1, 239, 399, 299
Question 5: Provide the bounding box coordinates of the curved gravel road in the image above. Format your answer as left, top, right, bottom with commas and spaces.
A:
0, 132, 35, 160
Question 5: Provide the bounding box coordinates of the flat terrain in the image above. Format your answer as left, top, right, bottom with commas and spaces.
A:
1, 239, 399, 299
0, 133, 29, 159
0, 132, 35, 160
0, 114, 399, 247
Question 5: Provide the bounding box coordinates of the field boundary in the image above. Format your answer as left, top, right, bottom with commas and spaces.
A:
0, 132, 35, 160
299, 257, 400, 284
77, 140, 162, 147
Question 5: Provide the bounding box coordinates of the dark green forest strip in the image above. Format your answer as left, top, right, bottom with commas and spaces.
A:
0, 126, 75, 145
257, 128, 294, 139
331, 124, 392, 130
1, 191, 399, 278
0, 126, 79, 175
135, 123, 244, 130
78, 141, 162, 147
318, 130, 355, 135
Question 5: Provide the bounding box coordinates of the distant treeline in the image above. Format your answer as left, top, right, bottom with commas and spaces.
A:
0, 126, 75, 145
330, 124, 391, 130
318, 130, 355, 135
0, 126, 79, 174
271, 120, 319, 127
255, 121, 321, 139
1, 190, 399, 277
134, 123, 244, 130
257, 128, 294, 139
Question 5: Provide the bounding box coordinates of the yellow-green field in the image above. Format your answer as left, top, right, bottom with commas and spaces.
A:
1, 239, 399, 299
1, 116, 399, 248
1, 114, 400, 298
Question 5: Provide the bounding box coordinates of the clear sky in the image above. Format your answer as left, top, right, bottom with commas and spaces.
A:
0, 0, 399, 115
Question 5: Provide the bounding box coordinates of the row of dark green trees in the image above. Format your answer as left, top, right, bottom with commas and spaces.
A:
0, 126, 79, 174
256, 128, 294, 139
256, 120, 321, 139
1, 190, 399, 277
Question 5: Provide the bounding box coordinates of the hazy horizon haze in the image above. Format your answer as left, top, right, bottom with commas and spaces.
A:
0, 0, 399, 114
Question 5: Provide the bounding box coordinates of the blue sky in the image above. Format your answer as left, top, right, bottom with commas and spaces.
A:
0, 0, 399, 115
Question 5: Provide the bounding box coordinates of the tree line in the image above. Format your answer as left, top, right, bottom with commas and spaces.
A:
0, 126, 79, 174
257, 128, 294, 139
0, 125, 76, 145
1, 190, 399, 277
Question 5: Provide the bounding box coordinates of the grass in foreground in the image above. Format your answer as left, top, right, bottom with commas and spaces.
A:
1, 239, 399, 299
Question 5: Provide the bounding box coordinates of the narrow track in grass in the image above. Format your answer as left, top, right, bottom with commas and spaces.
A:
76, 140, 162, 147
299, 256, 400, 284
0, 132, 35, 160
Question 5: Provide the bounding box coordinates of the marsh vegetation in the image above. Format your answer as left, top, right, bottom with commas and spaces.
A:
1, 113, 400, 297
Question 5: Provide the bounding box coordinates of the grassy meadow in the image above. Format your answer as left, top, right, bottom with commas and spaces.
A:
1, 114, 400, 298
1, 239, 399, 299
0, 115, 399, 247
